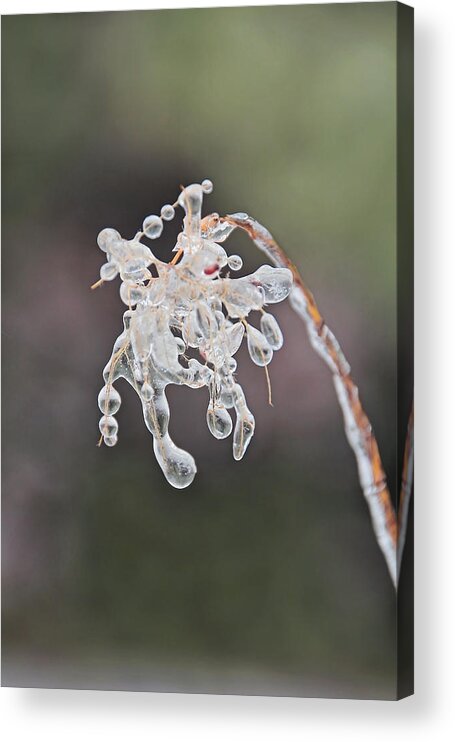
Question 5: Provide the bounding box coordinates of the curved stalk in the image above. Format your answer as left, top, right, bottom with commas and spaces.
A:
220, 212, 412, 588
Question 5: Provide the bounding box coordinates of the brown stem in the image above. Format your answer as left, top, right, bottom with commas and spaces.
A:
219, 212, 412, 588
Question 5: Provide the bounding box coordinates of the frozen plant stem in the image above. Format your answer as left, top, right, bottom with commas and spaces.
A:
94, 181, 413, 588
95, 181, 292, 490
217, 213, 413, 588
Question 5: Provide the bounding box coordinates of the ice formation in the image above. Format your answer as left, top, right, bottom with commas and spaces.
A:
96, 180, 292, 488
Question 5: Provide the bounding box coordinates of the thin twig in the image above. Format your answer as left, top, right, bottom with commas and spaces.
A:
220, 212, 404, 587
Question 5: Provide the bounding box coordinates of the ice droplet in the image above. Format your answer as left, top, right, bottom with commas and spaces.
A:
201, 179, 213, 194
98, 385, 121, 415
99, 415, 118, 437
207, 404, 232, 439
253, 266, 293, 303
260, 312, 283, 350
233, 412, 255, 460
228, 254, 243, 271
100, 262, 119, 281
154, 435, 197, 489
142, 215, 163, 239
246, 324, 273, 366
160, 204, 175, 221
97, 228, 121, 252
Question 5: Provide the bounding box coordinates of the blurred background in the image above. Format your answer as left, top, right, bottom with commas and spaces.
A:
2, 3, 403, 698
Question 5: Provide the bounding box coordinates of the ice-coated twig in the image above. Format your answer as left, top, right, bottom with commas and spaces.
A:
215, 212, 412, 588
95, 182, 293, 489
94, 182, 413, 588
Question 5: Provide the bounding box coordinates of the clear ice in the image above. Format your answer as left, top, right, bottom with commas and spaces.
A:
96, 180, 293, 488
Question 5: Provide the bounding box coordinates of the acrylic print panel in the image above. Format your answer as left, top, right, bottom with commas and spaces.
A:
1, 2, 414, 699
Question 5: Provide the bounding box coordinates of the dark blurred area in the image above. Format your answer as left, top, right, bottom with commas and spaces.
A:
2, 4, 401, 698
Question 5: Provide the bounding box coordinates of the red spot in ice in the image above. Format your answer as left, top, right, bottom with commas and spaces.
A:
204, 263, 219, 276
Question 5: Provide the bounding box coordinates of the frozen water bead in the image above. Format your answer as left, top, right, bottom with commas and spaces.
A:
228, 254, 243, 271
253, 266, 293, 303
98, 385, 121, 415
153, 435, 197, 489
226, 322, 245, 355
246, 324, 273, 366
99, 415, 119, 437
161, 204, 175, 221
142, 214, 163, 239
201, 179, 213, 194
230, 383, 255, 460
100, 262, 119, 281
97, 228, 121, 252
104, 435, 118, 447
260, 312, 283, 350
233, 412, 255, 460
207, 404, 232, 439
